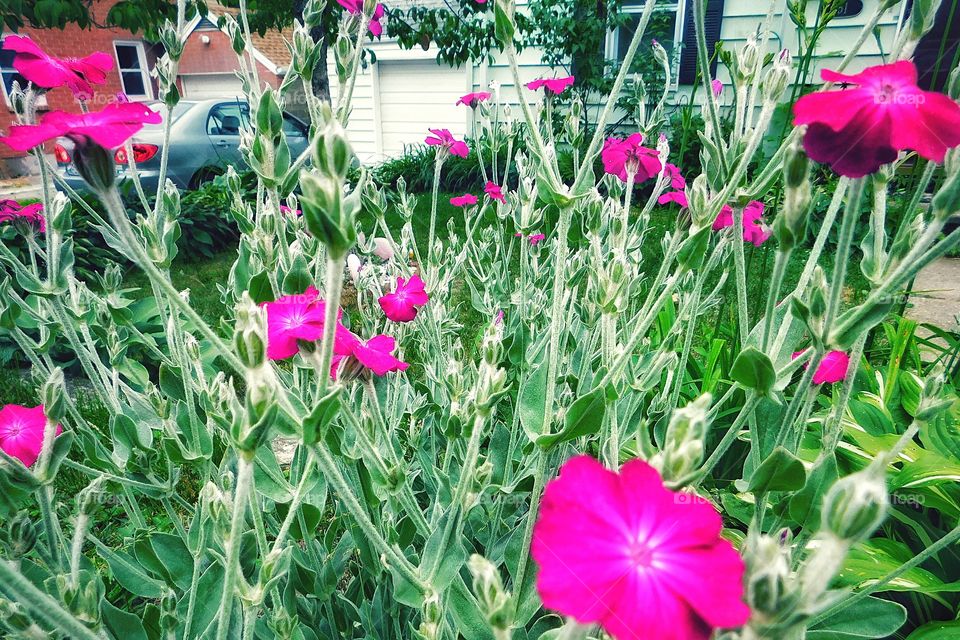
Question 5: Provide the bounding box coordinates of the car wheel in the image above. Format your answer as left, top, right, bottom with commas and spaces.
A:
190, 167, 224, 190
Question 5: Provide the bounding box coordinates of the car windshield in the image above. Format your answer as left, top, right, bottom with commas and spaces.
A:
142, 102, 194, 129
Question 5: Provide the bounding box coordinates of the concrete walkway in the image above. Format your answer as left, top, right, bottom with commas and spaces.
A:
906, 257, 960, 333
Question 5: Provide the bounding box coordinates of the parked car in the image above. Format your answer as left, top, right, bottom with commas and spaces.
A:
56, 98, 310, 193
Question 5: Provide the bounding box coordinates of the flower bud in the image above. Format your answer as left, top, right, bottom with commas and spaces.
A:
469, 554, 513, 632
4, 513, 38, 558
72, 139, 116, 192
761, 50, 792, 103
744, 532, 793, 615
40, 367, 66, 423
736, 34, 760, 85
822, 459, 889, 543
658, 394, 711, 483
233, 295, 268, 369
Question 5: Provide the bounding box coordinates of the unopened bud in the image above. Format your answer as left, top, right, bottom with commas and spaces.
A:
822, 459, 888, 542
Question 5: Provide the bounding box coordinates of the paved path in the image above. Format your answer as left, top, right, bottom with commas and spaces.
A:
906, 257, 960, 332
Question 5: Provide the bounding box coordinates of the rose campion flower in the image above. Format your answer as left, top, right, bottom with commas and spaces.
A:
280, 204, 302, 216
2, 35, 112, 98
664, 163, 686, 190
450, 193, 478, 207
0, 102, 162, 152
457, 91, 491, 108
379, 274, 429, 322
533, 456, 750, 640
528, 233, 546, 246
526, 76, 575, 96
335, 0, 386, 37
484, 181, 505, 203
331, 334, 409, 378
0, 200, 45, 233
425, 128, 469, 158
262, 286, 355, 361
602, 133, 662, 184
713, 201, 771, 246
793, 61, 960, 178
793, 350, 851, 384
0, 404, 61, 468
658, 190, 689, 208
712, 79, 724, 97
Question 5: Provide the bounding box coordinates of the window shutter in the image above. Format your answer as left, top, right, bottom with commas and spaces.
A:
678, 0, 726, 85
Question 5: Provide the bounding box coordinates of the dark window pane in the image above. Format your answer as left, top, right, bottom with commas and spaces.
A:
116, 45, 141, 70
121, 71, 146, 95
283, 115, 305, 137
0, 46, 14, 69
208, 104, 245, 135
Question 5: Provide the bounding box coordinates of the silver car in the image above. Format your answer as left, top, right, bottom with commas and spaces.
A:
56, 99, 311, 192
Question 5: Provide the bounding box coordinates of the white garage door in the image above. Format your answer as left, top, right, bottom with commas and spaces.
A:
377, 60, 470, 158
180, 73, 245, 100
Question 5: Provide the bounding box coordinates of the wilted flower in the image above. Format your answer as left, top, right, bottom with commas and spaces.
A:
450, 193, 478, 207
335, 0, 386, 37
379, 274, 429, 322
713, 201, 771, 246
457, 91, 491, 108
0, 102, 162, 152
793, 61, 960, 177
484, 181, 505, 203
601, 133, 662, 184
526, 76, 575, 96
0, 405, 61, 467
2, 35, 112, 97
425, 128, 469, 158
533, 456, 750, 640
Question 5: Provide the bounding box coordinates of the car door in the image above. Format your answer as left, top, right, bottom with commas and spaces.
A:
282, 114, 310, 160
206, 102, 250, 166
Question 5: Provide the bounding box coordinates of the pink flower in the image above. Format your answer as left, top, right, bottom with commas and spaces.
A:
494, 309, 504, 325
712, 79, 724, 98
379, 274, 429, 322
602, 133, 662, 184
0, 200, 45, 232
793, 61, 960, 178
332, 334, 409, 379
658, 190, 689, 208
713, 201, 771, 246
280, 205, 302, 216
457, 91, 491, 108
528, 233, 546, 246
2, 35, 112, 98
664, 163, 686, 190
262, 286, 356, 361
793, 350, 851, 384
0, 405, 61, 468
335, 0, 386, 37
484, 181, 505, 203
533, 456, 750, 640
526, 76, 575, 96
0, 102, 162, 152
425, 128, 469, 158
450, 193, 478, 207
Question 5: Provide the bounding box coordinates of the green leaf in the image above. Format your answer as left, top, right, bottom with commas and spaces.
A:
906, 621, 960, 639
518, 361, 548, 442
731, 347, 776, 394
150, 533, 194, 590
807, 595, 906, 639
493, 1, 516, 47
247, 270, 274, 305
537, 387, 606, 449
788, 454, 838, 530
177, 562, 224, 636
101, 600, 148, 640
448, 577, 495, 640
838, 539, 960, 603
421, 506, 466, 592
159, 364, 186, 403
747, 446, 806, 493
94, 543, 166, 598
303, 388, 341, 445
281, 255, 312, 295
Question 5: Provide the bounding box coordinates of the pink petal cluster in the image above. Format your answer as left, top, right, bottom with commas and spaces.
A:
602, 133, 662, 184
450, 193, 478, 207
484, 181, 505, 203
664, 163, 686, 190
712, 79, 724, 98
457, 91, 491, 108
425, 128, 469, 158
533, 456, 750, 640
264, 286, 409, 378
0, 404, 61, 467
0, 102, 162, 152
792, 350, 851, 384
280, 204, 302, 216
332, 334, 409, 378
713, 201, 771, 246
658, 190, 689, 208
0, 200, 45, 233
793, 61, 960, 177
2, 35, 112, 98
335, 0, 386, 36
526, 76, 575, 95
528, 233, 546, 246
379, 274, 429, 322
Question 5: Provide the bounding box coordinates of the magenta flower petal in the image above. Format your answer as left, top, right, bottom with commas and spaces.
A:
658, 190, 689, 208
378, 275, 429, 323
484, 181, 506, 203
262, 286, 355, 361
813, 350, 850, 384
352, 334, 409, 375
533, 456, 749, 640
793, 61, 960, 177
3, 35, 113, 97
457, 91, 492, 108
425, 128, 469, 158
602, 133, 662, 184
0, 404, 60, 468
450, 193, 478, 207
0, 102, 162, 153
526, 76, 575, 95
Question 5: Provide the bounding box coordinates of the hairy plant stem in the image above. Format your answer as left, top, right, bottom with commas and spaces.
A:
732, 207, 750, 347
0, 560, 106, 640
761, 248, 791, 352
215, 453, 255, 640
824, 179, 866, 329
427, 154, 445, 270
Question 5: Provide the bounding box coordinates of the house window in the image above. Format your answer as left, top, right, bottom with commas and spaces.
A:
114, 41, 151, 99
608, 1, 685, 92
0, 36, 28, 106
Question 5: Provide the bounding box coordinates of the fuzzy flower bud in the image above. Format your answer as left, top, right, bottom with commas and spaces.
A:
657, 394, 711, 483
469, 555, 513, 632
762, 50, 792, 104
744, 532, 794, 616
822, 459, 889, 543
234, 294, 268, 369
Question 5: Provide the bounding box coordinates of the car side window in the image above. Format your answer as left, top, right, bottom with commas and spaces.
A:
207, 104, 249, 136
282, 114, 307, 138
